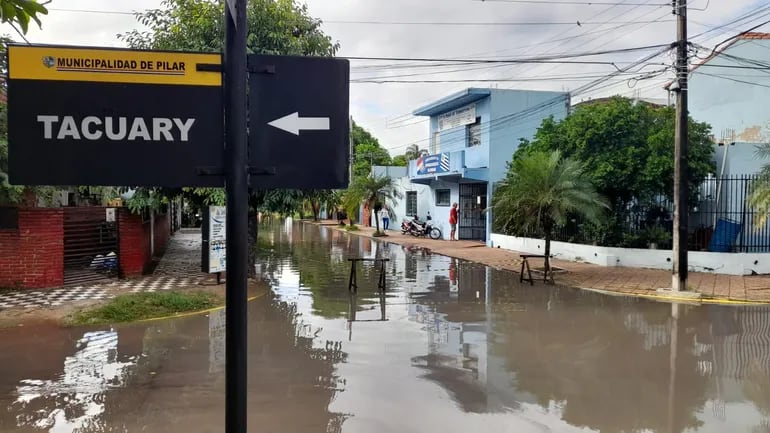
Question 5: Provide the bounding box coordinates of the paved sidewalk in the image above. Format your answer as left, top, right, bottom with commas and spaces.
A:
321, 221, 770, 304
0, 229, 215, 311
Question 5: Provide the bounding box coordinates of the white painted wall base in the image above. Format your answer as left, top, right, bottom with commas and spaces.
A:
490, 233, 770, 276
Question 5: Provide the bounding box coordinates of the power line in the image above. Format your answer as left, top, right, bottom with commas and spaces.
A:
47, 8, 673, 26
474, 0, 668, 4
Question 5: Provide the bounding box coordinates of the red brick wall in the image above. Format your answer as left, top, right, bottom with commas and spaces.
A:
118, 209, 172, 278
118, 209, 149, 277
0, 208, 64, 289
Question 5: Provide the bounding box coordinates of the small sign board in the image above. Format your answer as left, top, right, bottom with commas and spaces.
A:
248, 54, 350, 189
105, 208, 116, 223
438, 104, 476, 132
6, 44, 224, 187
201, 206, 226, 273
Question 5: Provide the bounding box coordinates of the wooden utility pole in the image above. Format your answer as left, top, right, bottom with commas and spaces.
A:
672, 0, 689, 291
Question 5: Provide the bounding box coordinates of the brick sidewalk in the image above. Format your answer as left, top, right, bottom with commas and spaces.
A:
319, 221, 770, 303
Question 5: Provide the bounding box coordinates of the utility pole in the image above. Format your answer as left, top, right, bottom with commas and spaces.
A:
672, 0, 688, 291
224, 0, 248, 432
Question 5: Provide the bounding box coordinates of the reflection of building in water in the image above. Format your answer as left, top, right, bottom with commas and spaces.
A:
12, 330, 139, 432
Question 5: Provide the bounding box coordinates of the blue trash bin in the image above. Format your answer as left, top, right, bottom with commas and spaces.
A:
708, 218, 742, 252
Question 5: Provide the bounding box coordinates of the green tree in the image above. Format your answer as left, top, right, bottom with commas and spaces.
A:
391, 155, 408, 167
491, 150, 608, 275
517, 97, 714, 209
748, 143, 770, 228
0, 0, 47, 34
121, 0, 338, 56
353, 142, 392, 178
343, 174, 401, 234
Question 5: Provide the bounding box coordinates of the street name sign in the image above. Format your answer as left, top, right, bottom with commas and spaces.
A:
248, 54, 350, 190
7, 44, 224, 187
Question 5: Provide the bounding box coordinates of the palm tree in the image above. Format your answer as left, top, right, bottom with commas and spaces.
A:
404, 144, 421, 161
749, 143, 770, 228
490, 150, 608, 277
344, 174, 402, 235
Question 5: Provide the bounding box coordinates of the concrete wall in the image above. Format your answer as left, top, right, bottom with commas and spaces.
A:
714, 142, 766, 176
490, 233, 770, 276
0, 208, 64, 288
690, 39, 770, 147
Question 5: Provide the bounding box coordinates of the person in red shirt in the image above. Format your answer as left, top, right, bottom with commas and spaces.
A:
449, 202, 458, 241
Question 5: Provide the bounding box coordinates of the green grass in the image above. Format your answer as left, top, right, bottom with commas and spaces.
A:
68, 291, 222, 325
345, 224, 359, 231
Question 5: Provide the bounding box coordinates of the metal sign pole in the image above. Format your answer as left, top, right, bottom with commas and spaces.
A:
224, 0, 248, 432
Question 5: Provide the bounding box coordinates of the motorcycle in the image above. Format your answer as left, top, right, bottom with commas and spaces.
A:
403, 216, 442, 240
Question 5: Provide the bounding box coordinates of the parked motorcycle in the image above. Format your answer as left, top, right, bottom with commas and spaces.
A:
403, 216, 442, 240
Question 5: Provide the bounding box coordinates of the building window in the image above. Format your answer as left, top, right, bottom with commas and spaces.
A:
406, 191, 418, 217
435, 189, 451, 206
467, 117, 481, 147
430, 131, 440, 154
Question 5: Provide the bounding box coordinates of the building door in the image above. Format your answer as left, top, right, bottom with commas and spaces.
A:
63, 207, 119, 285
458, 183, 487, 241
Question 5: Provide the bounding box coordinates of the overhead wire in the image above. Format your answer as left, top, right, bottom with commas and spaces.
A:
385, 0, 656, 127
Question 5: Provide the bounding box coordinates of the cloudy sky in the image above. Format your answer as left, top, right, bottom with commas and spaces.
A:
2, 0, 766, 155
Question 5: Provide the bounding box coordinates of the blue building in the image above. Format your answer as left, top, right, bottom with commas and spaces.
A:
401, 88, 570, 243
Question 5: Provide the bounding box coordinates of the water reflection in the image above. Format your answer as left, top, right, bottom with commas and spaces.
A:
260, 221, 770, 433
6, 330, 141, 433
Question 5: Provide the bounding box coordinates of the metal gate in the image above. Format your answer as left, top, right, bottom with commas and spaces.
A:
458, 183, 487, 241
63, 207, 119, 285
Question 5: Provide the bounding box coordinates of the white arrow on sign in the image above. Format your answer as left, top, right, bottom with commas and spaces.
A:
268, 112, 330, 136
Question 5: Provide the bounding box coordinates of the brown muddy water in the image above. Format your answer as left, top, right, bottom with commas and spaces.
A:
1, 220, 769, 433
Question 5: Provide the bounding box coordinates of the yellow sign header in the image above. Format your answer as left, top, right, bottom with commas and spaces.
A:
8, 45, 222, 86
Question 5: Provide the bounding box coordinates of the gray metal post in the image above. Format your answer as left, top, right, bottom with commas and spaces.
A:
224, 0, 249, 432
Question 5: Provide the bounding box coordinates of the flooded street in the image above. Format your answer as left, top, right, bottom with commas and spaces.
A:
2, 221, 770, 432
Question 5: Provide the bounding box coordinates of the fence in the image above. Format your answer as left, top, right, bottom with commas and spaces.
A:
528, 175, 770, 253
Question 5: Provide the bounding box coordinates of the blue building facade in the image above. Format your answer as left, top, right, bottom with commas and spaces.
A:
403, 88, 570, 243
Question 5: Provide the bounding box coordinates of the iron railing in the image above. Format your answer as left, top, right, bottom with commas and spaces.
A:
516, 175, 770, 253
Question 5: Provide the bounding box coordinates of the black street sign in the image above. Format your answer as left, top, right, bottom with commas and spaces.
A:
7, 45, 224, 187
248, 54, 350, 190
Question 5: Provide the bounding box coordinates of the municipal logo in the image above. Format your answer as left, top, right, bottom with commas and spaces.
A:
42, 56, 56, 68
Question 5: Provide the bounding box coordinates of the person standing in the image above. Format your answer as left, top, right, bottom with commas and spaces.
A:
380, 205, 390, 231
449, 202, 458, 241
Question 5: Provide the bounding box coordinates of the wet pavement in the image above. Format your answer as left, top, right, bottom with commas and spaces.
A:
2, 220, 770, 432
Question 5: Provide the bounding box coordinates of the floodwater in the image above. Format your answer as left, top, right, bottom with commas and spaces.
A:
1, 221, 770, 433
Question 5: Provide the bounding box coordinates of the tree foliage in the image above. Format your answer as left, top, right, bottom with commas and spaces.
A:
120, 0, 338, 56
491, 150, 608, 272
748, 143, 770, 229
0, 0, 47, 34
516, 97, 715, 208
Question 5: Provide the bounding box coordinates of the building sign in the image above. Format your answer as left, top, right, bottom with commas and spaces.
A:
7, 44, 224, 187
204, 206, 227, 273
437, 104, 476, 132
416, 153, 451, 175
247, 54, 350, 189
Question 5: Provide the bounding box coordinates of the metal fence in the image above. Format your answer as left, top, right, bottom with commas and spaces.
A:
541, 174, 770, 253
